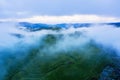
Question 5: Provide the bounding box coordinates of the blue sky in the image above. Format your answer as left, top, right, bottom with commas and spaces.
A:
0, 0, 120, 23
0, 0, 120, 18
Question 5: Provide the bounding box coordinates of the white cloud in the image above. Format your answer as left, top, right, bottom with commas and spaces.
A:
0, 15, 120, 24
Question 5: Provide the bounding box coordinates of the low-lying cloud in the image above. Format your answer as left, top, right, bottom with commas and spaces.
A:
0, 15, 120, 24
0, 22, 120, 79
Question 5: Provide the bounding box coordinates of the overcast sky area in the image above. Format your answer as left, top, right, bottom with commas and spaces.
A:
0, 0, 120, 23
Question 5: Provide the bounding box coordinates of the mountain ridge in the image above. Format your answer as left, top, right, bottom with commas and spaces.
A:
18, 22, 120, 31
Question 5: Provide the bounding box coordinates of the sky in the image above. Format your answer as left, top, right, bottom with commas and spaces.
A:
0, 0, 120, 23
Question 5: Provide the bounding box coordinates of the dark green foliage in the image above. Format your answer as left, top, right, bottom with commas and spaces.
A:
4, 34, 116, 80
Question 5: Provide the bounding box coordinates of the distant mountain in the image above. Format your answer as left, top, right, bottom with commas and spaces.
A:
18, 22, 120, 32
106, 22, 120, 27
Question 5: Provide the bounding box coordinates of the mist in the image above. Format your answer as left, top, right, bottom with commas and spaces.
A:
0, 22, 120, 80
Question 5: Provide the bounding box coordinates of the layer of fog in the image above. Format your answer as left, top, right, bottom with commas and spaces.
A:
0, 22, 120, 58
0, 22, 120, 56
0, 22, 120, 79
84, 25, 120, 54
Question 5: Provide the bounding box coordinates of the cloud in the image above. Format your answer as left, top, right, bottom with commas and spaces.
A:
0, 15, 120, 24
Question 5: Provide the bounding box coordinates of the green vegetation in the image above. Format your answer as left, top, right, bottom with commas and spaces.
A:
4, 33, 116, 80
